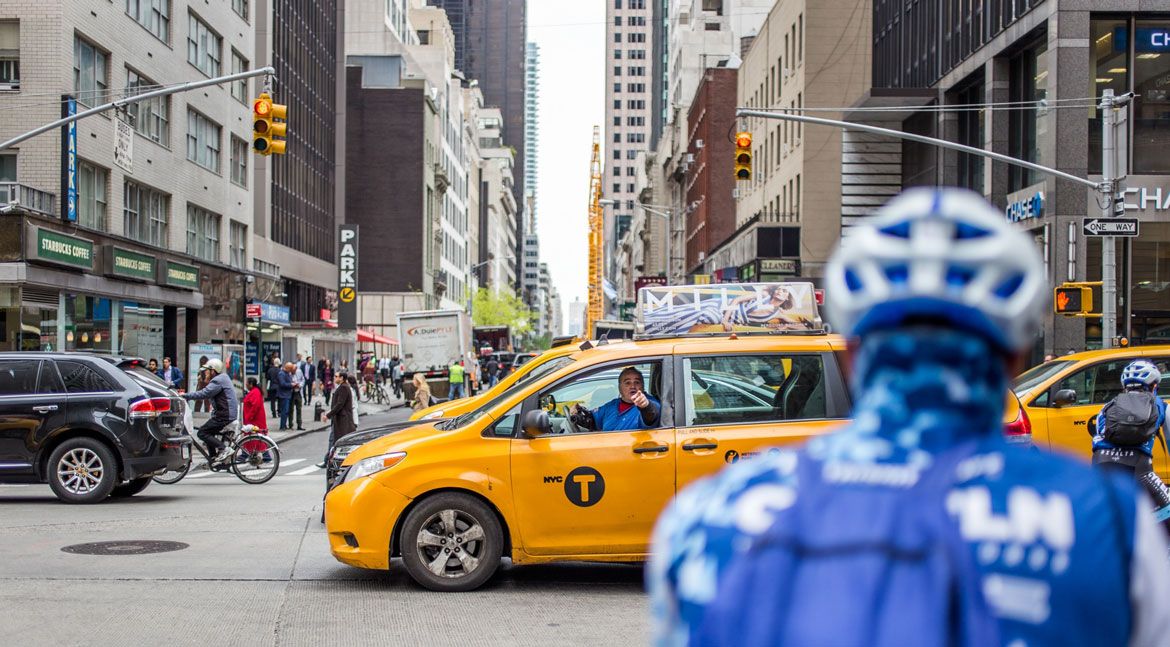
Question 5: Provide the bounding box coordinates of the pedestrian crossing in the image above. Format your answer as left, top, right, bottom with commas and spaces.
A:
175, 457, 326, 481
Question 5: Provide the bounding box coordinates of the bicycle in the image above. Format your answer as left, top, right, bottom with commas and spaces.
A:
361, 377, 391, 405
153, 422, 281, 485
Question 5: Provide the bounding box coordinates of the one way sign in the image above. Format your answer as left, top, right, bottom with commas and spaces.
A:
1082, 217, 1139, 237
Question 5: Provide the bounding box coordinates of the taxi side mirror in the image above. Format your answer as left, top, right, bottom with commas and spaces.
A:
1053, 389, 1077, 407
521, 410, 551, 438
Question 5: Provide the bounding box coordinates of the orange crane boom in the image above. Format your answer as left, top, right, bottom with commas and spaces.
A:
586, 126, 604, 337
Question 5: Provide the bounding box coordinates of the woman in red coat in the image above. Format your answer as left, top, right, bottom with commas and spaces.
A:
241, 377, 270, 456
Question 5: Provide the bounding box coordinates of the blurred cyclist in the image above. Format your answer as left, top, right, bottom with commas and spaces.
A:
649, 188, 1170, 646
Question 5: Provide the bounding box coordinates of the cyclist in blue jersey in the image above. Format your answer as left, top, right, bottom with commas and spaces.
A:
648, 188, 1170, 647
1094, 360, 1170, 515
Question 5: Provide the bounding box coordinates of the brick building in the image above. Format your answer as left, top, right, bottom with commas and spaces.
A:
683, 68, 738, 274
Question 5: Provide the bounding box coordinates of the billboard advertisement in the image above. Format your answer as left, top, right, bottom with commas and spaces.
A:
637, 282, 821, 337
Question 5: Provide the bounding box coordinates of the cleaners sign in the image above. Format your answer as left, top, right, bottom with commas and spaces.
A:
338, 224, 358, 329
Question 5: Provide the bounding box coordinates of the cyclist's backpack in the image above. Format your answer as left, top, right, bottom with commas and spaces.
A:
1103, 390, 1161, 447
695, 442, 999, 647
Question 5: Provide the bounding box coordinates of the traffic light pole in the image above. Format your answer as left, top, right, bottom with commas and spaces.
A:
0, 66, 276, 153
737, 106, 1125, 349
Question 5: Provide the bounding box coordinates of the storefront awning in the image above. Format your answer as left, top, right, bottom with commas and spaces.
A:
356, 329, 398, 345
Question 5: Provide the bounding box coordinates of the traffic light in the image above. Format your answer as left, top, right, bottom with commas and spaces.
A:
1054, 285, 1092, 315
252, 92, 288, 155
734, 131, 752, 180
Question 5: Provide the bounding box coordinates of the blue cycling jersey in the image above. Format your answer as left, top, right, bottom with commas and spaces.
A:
649, 329, 1170, 646
1094, 393, 1166, 457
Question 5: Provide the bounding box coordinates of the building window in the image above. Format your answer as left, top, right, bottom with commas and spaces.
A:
614, 65, 622, 76
125, 0, 170, 43
1008, 39, 1048, 191
615, 32, 622, 43
613, 99, 620, 109
229, 220, 247, 269
0, 153, 15, 182
230, 50, 248, 104
626, 167, 635, 176
186, 109, 221, 172
186, 204, 221, 262
0, 22, 19, 90
126, 68, 169, 145
954, 80, 984, 192
232, 0, 249, 21
614, 49, 622, 60
78, 161, 108, 231
187, 11, 221, 77
230, 135, 247, 187
614, 16, 622, 26
613, 150, 621, 160
612, 167, 621, 177
123, 181, 170, 248
613, 183, 620, 193
626, 150, 637, 159
627, 183, 635, 192
74, 36, 108, 107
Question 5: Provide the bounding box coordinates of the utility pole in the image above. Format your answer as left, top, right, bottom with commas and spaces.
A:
736, 107, 1126, 349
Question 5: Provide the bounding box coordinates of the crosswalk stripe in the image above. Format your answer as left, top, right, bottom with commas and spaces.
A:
281, 458, 307, 468
286, 465, 323, 476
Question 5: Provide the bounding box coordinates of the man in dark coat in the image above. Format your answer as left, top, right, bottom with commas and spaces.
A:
318, 372, 356, 467
266, 357, 282, 417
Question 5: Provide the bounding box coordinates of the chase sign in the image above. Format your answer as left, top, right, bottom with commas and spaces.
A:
1006, 189, 1044, 223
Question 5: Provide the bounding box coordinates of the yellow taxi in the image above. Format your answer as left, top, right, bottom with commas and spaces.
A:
408, 341, 580, 421
1013, 346, 1170, 478
325, 283, 1026, 591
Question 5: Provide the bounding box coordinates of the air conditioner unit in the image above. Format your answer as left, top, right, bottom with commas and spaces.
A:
695, 139, 705, 149
684, 153, 695, 164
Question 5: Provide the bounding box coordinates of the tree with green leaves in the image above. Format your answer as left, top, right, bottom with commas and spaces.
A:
471, 288, 535, 336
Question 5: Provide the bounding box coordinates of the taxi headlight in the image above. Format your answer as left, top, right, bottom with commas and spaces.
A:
421, 409, 445, 420
342, 452, 406, 484
332, 444, 356, 461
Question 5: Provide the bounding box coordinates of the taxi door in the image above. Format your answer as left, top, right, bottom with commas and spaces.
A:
674, 352, 849, 489
509, 358, 675, 557
1039, 358, 1129, 462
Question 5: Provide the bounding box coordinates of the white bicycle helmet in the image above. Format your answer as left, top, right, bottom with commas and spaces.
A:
204, 358, 225, 374
825, 188, 1047, 353
1121, 360, 1161, 389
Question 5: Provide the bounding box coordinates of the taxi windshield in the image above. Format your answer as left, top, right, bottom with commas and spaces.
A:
440, 356, 576, 430
1013, 360, 1073, 396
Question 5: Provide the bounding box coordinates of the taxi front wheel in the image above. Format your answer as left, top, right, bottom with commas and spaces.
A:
400, 493, 503, 592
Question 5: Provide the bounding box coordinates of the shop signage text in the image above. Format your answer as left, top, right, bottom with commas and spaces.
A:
250, 301, 290, 326
1123, 186, 1170, 212
1006, 189, 1045, 223
107, 246, 155, 281
35, 228, 93, 270
161, 261, 199, 290
113, 116, 133, 173
61, 96, 77, 223
760, 259, 799, 275
1115, 26, 1170, 53
338, 224, 358, 329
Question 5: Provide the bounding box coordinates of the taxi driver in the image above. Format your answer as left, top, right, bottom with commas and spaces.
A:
571, 367, 660, 431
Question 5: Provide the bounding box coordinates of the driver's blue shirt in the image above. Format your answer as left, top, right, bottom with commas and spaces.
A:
593, 395, 660, 431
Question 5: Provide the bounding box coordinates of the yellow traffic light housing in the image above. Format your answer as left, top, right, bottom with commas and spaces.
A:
253, 93, 288, 155
1054, 285, 1092, 315
734, 131, 752, 181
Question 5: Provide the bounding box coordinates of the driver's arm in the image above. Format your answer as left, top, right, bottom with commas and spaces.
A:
640, 398, 660, 427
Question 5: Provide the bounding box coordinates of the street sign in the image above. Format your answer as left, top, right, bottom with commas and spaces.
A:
338, 224, 358, 329
1083, 217, 1139, 237
113, 115, 133, 173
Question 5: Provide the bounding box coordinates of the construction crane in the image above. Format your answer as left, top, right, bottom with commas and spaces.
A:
586, 125, 604, 338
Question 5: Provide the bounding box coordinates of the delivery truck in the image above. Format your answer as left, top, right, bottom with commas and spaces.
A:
398, 309, 471, 400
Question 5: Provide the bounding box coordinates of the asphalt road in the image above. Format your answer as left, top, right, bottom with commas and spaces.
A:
0, 408, 648, 646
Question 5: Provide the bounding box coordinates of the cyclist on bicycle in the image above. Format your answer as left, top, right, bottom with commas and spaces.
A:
1094, 360, 1170, 517
649, 188, 1170, 646
183, 359, 239, 467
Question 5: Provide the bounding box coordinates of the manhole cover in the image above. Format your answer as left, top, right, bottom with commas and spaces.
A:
61, 540, 189, 556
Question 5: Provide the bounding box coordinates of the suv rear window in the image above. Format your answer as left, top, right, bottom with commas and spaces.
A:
56, 360, 114, 393
0, 359, 40, 394
122, 366, 172, 392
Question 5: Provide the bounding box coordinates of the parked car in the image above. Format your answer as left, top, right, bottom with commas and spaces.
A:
511, 352, 539, 373
0, 353, 191, 503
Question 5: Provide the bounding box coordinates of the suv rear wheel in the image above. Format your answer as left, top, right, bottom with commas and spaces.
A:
47, 438, 118, 504
400, 493, 503, 592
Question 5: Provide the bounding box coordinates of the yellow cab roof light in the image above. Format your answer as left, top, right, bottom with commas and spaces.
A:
634, 282, 825, 340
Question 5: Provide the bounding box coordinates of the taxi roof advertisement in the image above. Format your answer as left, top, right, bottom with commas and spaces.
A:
637, 282, 821, 337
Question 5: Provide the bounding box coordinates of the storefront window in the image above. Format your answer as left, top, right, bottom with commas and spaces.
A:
0, 287, 17, 351
62, 294, 113, 353
1133, 20, 1170, 174
23, 304, 58, 352
118, 301, 164, 361
1009, 39, 1049, 191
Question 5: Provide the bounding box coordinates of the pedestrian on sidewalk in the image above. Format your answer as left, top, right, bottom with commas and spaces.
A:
347, 374, 361, 426
193, 356, 210, 412
291, 360, 306, 430
318, 371, 356, 468
276, 362, 295, 430
321, 359, 335, 405
266, 357, 282, 417
486, 355, 500, 388
303, 355, 315, 402
316, 356, 327, 397
159, 357, 184, 391
391, 359, 404, 399
412, 373, 432, 411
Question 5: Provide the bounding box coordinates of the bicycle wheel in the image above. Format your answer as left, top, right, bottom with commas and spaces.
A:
153, 455, 192, 484
231, 436, 280, 484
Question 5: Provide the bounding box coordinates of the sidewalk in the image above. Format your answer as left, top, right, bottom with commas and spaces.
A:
191, 393, 405, 444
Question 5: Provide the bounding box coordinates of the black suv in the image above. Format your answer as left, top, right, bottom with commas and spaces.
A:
0, 353, 191, 503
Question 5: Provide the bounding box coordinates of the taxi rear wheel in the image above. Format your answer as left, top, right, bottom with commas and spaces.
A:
400, 493, 502, 592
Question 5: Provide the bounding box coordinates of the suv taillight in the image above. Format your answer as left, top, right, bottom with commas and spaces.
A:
129, 397, 172, 419
1004, 405, 1032, 443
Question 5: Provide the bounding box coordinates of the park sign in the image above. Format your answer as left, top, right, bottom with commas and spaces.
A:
338, 224, 358, 329
32, 227, 93, 270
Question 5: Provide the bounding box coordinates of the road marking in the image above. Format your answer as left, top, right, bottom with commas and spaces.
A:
286, 465, 322, 476
281, 458, 307, 468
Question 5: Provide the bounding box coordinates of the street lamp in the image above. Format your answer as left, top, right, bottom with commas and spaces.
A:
600, 199, 675, 284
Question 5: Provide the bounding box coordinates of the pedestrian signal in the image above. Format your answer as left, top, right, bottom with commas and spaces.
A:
253, 93, 288, 155
734, 132, 752, 181
1054, 286, 1091, 315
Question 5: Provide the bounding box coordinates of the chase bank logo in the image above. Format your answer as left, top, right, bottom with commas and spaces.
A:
1006, 191, 1044, 223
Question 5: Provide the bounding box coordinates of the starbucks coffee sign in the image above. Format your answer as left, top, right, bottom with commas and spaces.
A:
32, 228, 93, 270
